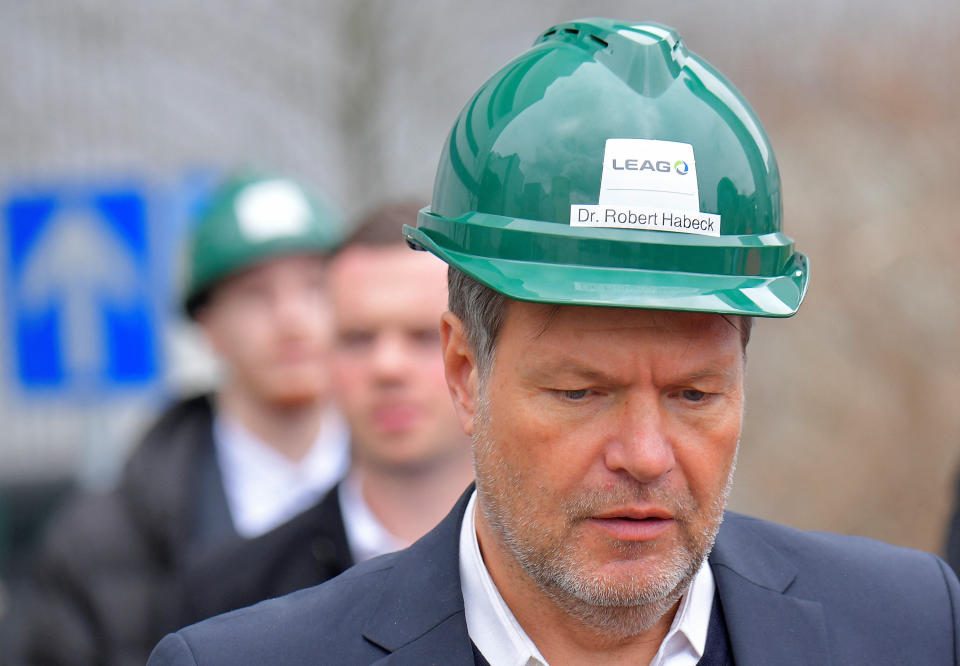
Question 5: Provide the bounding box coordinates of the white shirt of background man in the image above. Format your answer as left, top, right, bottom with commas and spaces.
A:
214, 406, 349, 538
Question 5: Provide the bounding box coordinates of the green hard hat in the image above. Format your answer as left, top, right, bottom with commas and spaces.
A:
184, 171, 345, 316
404, 19, 809, 317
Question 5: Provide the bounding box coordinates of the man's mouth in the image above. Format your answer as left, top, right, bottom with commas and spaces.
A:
587, 508, 675, 541
372, 403, 419, 432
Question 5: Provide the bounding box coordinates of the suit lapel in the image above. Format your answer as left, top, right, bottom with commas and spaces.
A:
363, 487, 476, 664
373, 614, 475, 665
709, 514, 830, 666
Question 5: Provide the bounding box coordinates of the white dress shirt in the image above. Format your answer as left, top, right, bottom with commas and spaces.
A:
213, 406, 349, 538
459, 490, 715, 666
337, 471, 408, 563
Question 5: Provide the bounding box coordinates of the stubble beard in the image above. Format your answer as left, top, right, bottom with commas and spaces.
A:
472, 393, 737, 641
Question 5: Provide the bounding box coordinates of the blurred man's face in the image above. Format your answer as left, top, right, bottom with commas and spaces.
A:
329, 245, 465, 473
197, 254, 332, 407
444, 303, 743, 635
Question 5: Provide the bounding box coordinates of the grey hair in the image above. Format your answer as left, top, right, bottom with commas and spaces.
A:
447, 267, 508, 380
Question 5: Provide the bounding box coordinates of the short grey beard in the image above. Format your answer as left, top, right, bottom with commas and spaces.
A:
472, 392, 737, 640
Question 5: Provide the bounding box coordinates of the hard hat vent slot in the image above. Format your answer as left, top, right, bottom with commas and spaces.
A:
589, 35, 609, 48
540, 25, 610, 51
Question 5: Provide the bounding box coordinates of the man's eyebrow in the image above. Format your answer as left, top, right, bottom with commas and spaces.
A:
524, 361, 740, 385
675, 368, 740, 385
523, 361, 620, 385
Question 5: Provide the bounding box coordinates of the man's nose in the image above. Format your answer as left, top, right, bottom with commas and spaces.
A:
274, 287, 325, 332
602, 395, 676, 483
369, 332, 409, 380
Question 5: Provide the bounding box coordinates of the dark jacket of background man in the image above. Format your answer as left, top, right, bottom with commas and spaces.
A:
13, 396, 354, 666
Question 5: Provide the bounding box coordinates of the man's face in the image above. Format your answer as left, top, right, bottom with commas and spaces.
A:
197, 254, 332, 407
329, 245, 466, 472
448, 302, 743, 632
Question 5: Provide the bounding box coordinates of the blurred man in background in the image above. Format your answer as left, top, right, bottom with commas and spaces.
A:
176, 201, 474, 625
330, 201, 475, 558
14, 172, 348, 666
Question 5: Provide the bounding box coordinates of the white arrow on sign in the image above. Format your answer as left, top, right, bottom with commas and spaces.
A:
19, 207, 140, 383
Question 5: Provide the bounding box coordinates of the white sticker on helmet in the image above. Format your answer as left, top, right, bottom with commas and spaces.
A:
570, 205, 720, 236
570, 138, 721, 236
235, 180, 311, 241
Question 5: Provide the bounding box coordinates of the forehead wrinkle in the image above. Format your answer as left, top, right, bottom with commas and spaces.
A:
506, 303, 743, 375
518, 320, 743, 391
652, 330, 743, 380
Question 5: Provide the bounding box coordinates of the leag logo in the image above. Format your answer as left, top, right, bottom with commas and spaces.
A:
611, 158, 689, 175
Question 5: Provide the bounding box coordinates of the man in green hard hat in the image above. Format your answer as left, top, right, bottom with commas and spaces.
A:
150, 20, 960, 665
18, 172, 351, 666
172, 201, 475, 628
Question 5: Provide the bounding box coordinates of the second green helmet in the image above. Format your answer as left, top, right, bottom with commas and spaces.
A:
184, 171, 345, 316
404, 19, 809, 317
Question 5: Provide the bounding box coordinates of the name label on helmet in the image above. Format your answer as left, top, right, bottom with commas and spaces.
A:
570, 205, 720, 237
569, 138, 720, 236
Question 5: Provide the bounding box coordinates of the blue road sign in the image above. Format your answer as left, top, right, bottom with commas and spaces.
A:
4, 184, 159, 392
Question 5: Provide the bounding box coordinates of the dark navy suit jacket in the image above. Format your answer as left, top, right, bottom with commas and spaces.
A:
150, 489, 960, 665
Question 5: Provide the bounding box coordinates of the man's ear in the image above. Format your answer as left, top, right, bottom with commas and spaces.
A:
441, 311, 479, 436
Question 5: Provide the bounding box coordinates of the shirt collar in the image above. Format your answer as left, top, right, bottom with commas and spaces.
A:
338, 470, 408, 563
213, 405, 350, 538
651, 553, 715, 665
458, 489, 715, 666
460, 490, 548, 666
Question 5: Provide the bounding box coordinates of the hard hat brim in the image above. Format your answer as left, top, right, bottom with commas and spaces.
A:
404, 221, 809, 318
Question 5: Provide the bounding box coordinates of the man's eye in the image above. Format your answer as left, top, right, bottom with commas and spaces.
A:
681, 389, 707, 402
238, 283, 270, 301
338, 331, 374, 350
409, 329, 441, 347
560, 389, 590, 401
